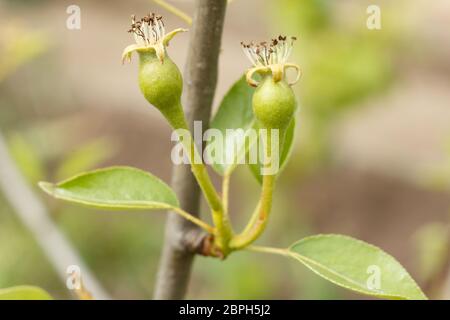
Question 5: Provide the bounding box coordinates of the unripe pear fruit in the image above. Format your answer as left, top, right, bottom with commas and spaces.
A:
122, 14, 188, 129
134, 49, 188, 131
138, 52, 183, 122
252, 76, 296, 131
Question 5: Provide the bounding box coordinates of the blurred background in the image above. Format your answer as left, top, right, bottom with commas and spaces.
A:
1, 0, 450, 299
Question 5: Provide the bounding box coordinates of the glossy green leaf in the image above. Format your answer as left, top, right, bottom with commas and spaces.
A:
0, 286, 52, 300
248, 117, 296, 184
208, 76, 255, 175
39, 166, 179, 210
288, 234, 427, 300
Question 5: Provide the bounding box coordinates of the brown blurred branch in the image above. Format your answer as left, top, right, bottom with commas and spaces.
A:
0, 131, 110, 299
153, 0, 227, 299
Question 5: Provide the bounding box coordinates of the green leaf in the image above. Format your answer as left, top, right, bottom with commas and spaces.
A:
39, 166, 179, 210
0, 286, 52, 300
208, 76, 255, 175
248, 117, 296, 184
288, 234, 427, 300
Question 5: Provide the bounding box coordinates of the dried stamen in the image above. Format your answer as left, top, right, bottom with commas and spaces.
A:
128, 13, 167, 47
241, 35, 301, 87
241, 35, 297, 67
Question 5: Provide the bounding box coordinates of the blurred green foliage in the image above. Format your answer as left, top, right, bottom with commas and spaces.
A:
414, 223, 450, 283
0, 24, 48, 83
8, 131, 118, 184
0, 285, 53, 300
0, 195, 64, 295
415, 139, 450, 297
55, 138, 118, 181
424, 138, 450, 191
7, 132, 46, 183
0, 0, 428, 300
272, 0, 399, 174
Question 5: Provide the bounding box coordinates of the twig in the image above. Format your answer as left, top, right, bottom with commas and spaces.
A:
153, 0, 228, 299
0, 131, 110, 300
222, 172, 231, 224
171, 206, 215, 233
152, 0, 193, 25
246, 245, 290, 257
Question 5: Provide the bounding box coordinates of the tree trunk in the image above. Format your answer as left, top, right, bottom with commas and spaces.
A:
153, 0, 227, 299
